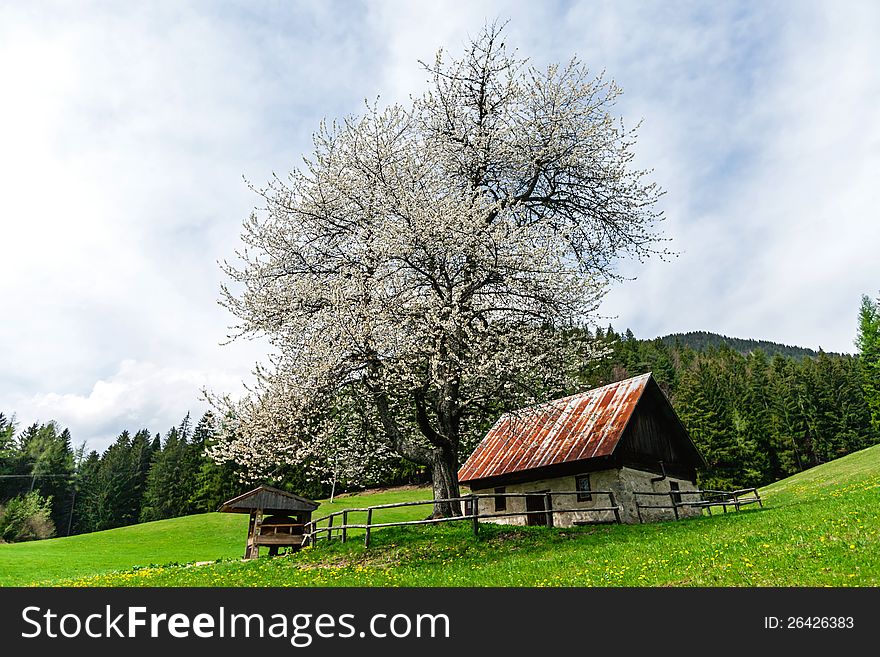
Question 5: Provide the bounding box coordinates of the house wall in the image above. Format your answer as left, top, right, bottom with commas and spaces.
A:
469, 470, 619, 527
467, 468, 701, 525
615, 467, 701, 523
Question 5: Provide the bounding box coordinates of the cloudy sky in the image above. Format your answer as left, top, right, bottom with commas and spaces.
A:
2, 1, 878, 452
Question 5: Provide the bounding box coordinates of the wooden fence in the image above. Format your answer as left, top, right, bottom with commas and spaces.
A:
303, 487, 763, 547
303, 490, 622, 548
633, 487, 762, 522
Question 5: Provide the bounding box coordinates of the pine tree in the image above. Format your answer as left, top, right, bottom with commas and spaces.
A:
766, 355, 806, 476
130, 429, 156, 505
646, 339, 677, 390
99, 431, 132, 527
190, 411, 244, 513
15, 422, 75, 530
70, 450, 101, 534
740, 350, 776, 482
0, 413, 16, 498
676, 359, 750, 489
140, 416, 200, 522
856, 294, 880, 431
0, 413, 14, 455
70, 428, 155, 534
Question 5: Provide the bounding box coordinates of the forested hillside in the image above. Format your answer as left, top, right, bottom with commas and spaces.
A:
657, 331, 829, 359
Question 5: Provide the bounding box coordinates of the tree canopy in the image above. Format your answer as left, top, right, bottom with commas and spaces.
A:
214, 24, 667, 514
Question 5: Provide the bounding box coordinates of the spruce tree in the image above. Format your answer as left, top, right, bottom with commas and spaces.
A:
70, 450, 101, 534
190, 411, 244, 513
99, 431, 135, 527
16, 422, 75, 530
766, 355, 806, 476
741, 350, 776, 482
140, 415, 200, 522
0, 413, 16, 499
676, 359, 749, 489
856, 294, 880, 431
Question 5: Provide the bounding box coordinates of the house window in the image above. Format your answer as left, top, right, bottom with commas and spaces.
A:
494, 487, 506, 512
670, 481, 682, 505
575, 475, 592, 502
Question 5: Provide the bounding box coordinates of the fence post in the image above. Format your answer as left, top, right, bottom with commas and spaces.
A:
250, 509, 263, 559
545, 492, 554, 528
609, 491, 621, 524
755, 488, 763, 508
327, 513, 334, 542
364, 508, 373, 548
669, 491, 680, 520
342, 511, 348, 543
471, 495, 480, 536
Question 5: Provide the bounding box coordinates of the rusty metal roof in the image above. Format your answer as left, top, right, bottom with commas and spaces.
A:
458, 373, 652, 484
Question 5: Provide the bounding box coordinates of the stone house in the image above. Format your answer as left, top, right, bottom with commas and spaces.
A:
458, 373, 706, 525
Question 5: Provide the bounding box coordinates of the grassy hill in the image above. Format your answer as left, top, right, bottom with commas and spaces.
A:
0, 512, 247, 587
2, 448, 878, 587
0, 486, 431, 587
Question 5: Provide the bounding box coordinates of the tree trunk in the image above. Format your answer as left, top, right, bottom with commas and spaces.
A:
430, 446, 461, 518
370, 381, 462, 518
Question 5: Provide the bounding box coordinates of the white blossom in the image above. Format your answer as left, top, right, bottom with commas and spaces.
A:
212, 24, 664, 514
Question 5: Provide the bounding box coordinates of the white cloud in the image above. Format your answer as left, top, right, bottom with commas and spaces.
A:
11, 359, 246, 452
576, 1, 880, 352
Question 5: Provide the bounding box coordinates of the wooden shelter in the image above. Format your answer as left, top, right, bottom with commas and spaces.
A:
218, 485, 320, 559
458, 373, 707, 524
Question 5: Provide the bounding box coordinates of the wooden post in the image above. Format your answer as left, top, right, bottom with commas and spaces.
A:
327, 513, 334, 543
342, 511, 348, 543
471, 495, 479, 536
670, 492, 680, 520
364, 508, 373, 548
245, 512, 256, 559
249, 509, 263, 559
545, 492, 554, 528
609, 491, 621, 524
66, 486, 77, 537
636, 499, 643, 524
756, 489, 763, 508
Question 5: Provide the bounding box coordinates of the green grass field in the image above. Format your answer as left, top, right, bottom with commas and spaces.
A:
0, 486, 432, 587
1, 447, 878, 587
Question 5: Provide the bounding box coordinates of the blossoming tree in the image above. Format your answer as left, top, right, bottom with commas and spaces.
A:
214, 25, 665, 516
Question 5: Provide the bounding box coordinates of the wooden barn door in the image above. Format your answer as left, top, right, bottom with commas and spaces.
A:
526, 492, 549, 526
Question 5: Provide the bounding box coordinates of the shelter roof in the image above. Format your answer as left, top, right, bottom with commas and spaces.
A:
218, 485, 320, 514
